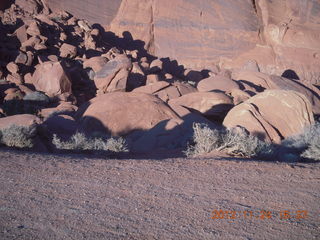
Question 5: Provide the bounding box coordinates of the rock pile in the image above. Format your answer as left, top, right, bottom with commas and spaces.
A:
0, 1, 319, 155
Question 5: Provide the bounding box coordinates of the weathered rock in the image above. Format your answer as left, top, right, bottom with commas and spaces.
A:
149, 59, 163, 74
14, 25, 28, 44
6, 62, 19, 74
6, 73, 23, 85
127, 62, 146, 90
79, 92, 181, 136
83, 56, 108, 72
15, 51, 28, 65
132, 81, 170, 95
223, 90, 314, 143
94, 54, 132, 93
15, 0, 42, 15
59, 43, 77, 58
230, 89, 251, 105
197, 75, 240, 93
40, 102, 78, 119
47, 0, 320, 84
0, 114, 40, 129
146, 74, 160, 85
26, 21, 41, 37
169, 92, 233, 119
43, 114, 77, 139
32, 61, 72, 97
233, 71, 320, 114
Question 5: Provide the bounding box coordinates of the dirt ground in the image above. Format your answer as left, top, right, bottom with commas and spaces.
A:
0, 149, 319, 240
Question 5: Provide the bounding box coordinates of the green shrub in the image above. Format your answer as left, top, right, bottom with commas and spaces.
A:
0, 124, 37, 148
185, 123, 274, 158
52, 132, 129, 153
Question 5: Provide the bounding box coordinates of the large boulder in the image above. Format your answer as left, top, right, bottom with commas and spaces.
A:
0, 114, 41, 129
169, 92, 233, 120
223, 90, 314, 143
79, 92, 181, 136
233, 71, 320, 114
94, 54, 132, 94
32, 61, 72, 97
197, 75, 240, 93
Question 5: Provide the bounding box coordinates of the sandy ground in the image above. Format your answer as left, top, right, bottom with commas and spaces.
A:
0, 149, 319, 240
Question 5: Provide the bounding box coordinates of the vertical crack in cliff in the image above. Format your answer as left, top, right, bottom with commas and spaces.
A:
147, 0, 155, 55
251, 0, 258, 14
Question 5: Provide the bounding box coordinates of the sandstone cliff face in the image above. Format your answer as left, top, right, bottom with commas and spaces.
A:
44, 0, 320, 84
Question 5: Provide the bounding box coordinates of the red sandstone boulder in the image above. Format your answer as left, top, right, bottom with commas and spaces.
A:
32, 61, 72, 97
197, 75, 240, 93
94, 54, 132, 94
233, 71, 320, 114
223, 90, 315, 143
79, 92, 181, 136
169, 92, 233, 119
59, 43, 77, 58
83, 56, 108, 72
0, 114, 40, 129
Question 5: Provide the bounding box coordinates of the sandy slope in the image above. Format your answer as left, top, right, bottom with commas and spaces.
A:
0, 150, 319, 239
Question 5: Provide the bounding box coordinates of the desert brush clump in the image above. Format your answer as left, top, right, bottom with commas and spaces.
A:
52, 132, 129, 153
0, 124, 37, 148
282, 122, 320, 161
185, 122, 274, 158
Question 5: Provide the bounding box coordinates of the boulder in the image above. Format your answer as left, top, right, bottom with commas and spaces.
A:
0, 114, 40, 129
79, 92, 181, 136
197, 75, 240, 93
83, 56, 108, 72
169, 92, 233, 119
43, 114, 77, 139
32, 61, 72, 97
59, 43, 77, 58
94, 54, 132, 93
223, 90, 315, 143
233, 71, 320, 114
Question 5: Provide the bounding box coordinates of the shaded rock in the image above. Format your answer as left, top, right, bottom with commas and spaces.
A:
132, 81, 170, 95
32, 61, 72, 97
169, 92, 233, 120
60, 43, 77, 58
146, 74, 160, 85
79, 92, 181, 136
6, 73, 23, 85
83, 56, 108, 72
127, 62, 146, 90
94, 54, 132, 93
43, 114, 77, 139
15, 51, 28, 65
230, 89, 251, 105
40, 102, 78, 119
233, 71, 320, 114
197, 75, 240, 93
223, 90, 314, 143
149, 59, 163, 74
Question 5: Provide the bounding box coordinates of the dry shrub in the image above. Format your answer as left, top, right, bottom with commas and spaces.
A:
0, 124, 37, 148
185, 123, 274, 158
52, 132, 129, 153
282, 123, 320, 161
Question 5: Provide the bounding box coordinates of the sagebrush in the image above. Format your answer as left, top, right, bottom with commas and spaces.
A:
52, 132, 129, 153
185, 123, 274, 158
0, 124, 37, 148
282, 123, 320, 161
